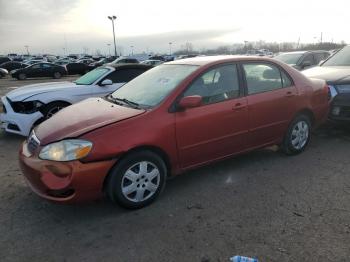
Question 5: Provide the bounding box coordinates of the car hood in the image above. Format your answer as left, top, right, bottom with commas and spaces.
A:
302, 66, 350, 84
6, 81, 77, 101
35, 97, 146, 145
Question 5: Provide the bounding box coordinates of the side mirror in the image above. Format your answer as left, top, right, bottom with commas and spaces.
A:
301, 61, 311, 69
178, 95, 202, 110
100, 79, 113, 86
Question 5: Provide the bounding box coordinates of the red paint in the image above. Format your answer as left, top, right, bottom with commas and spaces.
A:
19, 56, 329, 203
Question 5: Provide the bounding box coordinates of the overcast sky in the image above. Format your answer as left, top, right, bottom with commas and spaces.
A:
0, 0, 348, 55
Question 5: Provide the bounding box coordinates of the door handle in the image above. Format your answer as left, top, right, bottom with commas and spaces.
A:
232, 102, 246, 111
285, 91, 295, 97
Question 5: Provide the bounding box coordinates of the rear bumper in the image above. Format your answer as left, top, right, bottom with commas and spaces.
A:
19, 142, 117, 203
329, 94, 350, 122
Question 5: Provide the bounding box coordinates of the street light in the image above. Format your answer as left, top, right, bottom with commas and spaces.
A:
107, 15, 117, 57
107, 43, 111, 56
169, 42, 172, 55
130, 45, 134, 56
24, 45, 29, 55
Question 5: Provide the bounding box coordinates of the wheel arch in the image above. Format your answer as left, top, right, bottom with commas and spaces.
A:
294, 108, 315, 126
102, 145, 172, 193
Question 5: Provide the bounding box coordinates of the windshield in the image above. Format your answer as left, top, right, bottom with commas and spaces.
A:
75, 67, 109, 85
274, 53, 303, 64
322, 46, 350, 66
111, 64, 199, 107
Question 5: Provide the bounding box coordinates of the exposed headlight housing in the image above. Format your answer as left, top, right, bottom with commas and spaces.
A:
10, 100, 44, 114
335, 84, 350, 94
39, 139, 93, 161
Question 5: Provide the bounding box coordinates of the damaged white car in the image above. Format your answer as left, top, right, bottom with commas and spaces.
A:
0, 64, 152, 136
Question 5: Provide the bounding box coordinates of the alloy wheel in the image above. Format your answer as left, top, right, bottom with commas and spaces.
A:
121, 161, 160, 203
290, 120, 309, 150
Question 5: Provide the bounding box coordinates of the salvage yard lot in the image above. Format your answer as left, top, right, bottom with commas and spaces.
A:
0, 77, 350, 261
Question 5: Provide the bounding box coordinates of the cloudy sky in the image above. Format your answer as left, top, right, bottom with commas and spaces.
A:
0, 0, 348, 55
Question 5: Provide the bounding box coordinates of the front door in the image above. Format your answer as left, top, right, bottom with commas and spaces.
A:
175, 63, 249, 169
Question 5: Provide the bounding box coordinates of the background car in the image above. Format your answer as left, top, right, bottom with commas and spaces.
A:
19, 56, 329, 208
0, 63, 153, 136
110, 57, 139, 65
64, 62, 91, 75
303, 45, 350, 122
0, 56, 11, 64
0, 68, 9, 78
274, 50, 330, 70
140, 59, 164, 66
0, 61, 28, 71
11, 62, 67, 80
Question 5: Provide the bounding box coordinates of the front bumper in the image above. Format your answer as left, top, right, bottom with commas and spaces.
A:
19, 142, 117, 203
0, 96, 43, 136
329, 93, 350, 122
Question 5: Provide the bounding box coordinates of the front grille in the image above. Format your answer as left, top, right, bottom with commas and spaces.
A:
8, 124, 20, 131
27, 132, 40, 154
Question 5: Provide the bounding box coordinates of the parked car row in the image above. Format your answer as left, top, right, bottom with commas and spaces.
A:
0, 55, 331, 209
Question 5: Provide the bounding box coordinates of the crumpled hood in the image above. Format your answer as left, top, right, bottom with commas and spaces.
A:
35, 97, 145, 145
7, 81, 76, 101
302, 66, 350, 84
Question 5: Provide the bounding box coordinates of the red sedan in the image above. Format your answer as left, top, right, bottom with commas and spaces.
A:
19, 56, 329, 208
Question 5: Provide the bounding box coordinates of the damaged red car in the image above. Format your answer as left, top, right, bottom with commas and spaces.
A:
19, 56, 329, 208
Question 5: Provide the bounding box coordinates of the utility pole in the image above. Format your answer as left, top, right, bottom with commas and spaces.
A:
130, 45, 134, 56
24, 45, 29, 55
169, 42, 172, 55
320, 32, 323, 44
108, 16, 117, 57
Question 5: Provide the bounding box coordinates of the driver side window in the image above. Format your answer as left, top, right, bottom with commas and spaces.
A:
184, 64, 240, 105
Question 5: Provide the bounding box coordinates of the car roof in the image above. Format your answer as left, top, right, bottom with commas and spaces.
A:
165, 55, 282, 66
104, 63, 153, 70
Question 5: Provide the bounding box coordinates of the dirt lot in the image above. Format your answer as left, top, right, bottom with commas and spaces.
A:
0, 76, 350, 262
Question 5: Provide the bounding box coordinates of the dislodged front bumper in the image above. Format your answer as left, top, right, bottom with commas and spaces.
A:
0, 96, 43, 136
329, 93, 350, 121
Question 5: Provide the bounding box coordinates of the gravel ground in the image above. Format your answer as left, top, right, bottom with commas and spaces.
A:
0, 77, 350, 262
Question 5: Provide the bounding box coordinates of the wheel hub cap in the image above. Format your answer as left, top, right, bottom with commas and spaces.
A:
291, 120, 309, 150
121, 161, 160, 203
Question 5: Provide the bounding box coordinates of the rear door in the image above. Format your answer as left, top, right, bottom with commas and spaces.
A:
175, 63, 249, 168
41, 63, 53, 77
241, 62, 297, 148
27, 64, 42, 77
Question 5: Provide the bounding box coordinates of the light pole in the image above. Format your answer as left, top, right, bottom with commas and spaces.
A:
24, 45, 29, 55
130, 45, 134, 56
169, 42, 172, 55
107, 43, 111, 56
107, 15, 117, 57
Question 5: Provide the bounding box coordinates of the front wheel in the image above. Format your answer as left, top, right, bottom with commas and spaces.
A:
281, 115, 311, 155
42, 101, 70, 119
106, 151, 167, 209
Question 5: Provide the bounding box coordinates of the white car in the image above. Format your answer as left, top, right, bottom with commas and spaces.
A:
0, 64, 152, 136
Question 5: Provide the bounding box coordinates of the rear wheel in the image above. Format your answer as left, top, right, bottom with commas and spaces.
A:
18, 73, 26, 80
42, 101, 70, 119
53, 72, 62, 79
281, 115, 311, 155
106, 150, 167, 209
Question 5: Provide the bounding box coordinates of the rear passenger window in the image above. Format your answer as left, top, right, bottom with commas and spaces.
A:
184, 64, 240, 105
106, 69, 146, 83
243, 63, 283, 94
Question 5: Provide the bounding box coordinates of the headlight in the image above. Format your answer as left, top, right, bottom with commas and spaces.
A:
39, 139, 93, 161
335, 84, 350, 94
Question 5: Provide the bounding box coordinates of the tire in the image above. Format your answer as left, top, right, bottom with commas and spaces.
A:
42, 101, 70, 119
53, 72, 62, 79
281, 115, 311, 155
106, 150, 167, 209
18, 73, 26, 80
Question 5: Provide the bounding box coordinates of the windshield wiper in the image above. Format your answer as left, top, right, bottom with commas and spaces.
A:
108, 95, 141, 109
